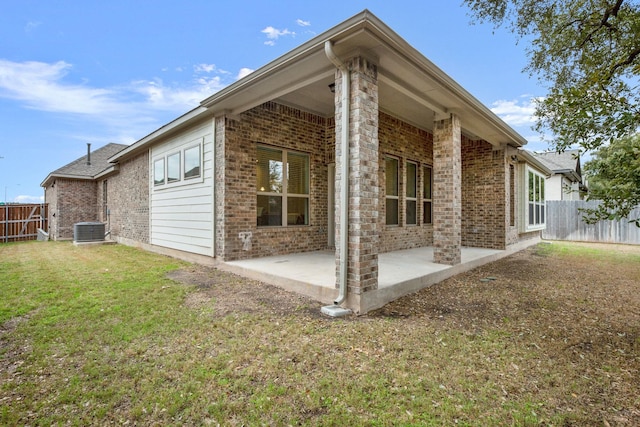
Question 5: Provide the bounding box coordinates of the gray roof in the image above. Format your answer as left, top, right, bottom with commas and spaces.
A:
41, 143, 128, 186
533, 149, 581, 173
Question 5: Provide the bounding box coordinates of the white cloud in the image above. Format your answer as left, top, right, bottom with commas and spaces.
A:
0, 60, 119, 115
14, 194, 44, 204
0, 59, 244, 144
194, 63, 217, 73
25, 21, 41, 33
490, 97, 538, 127
261, 26, 295, 45
296, 19, 311, 27
236, 68, 254, 80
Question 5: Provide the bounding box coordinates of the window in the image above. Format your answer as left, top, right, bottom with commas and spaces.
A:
509, 164, 515, 226
102, 180, 108, 219
167, 152, 180, 183
256, 146, 309, 227
406, 161, 417, 225
154, 159, 165, 186
385, 157, 399, 225
526, 168, 546, 229
153, 138, 203, 189
184, 145, 201, 179
423, 165, 432, 224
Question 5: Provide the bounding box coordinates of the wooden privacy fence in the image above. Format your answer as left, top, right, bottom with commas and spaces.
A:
0, 204, 48, 243
543, 200, 640, 244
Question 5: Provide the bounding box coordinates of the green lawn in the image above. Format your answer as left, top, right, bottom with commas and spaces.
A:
1, 241, 639, 426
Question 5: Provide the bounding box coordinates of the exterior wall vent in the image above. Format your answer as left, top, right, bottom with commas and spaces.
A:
74, 222, 105, 242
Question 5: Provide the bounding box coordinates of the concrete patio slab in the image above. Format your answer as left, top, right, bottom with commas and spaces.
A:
221, 238, 540, 314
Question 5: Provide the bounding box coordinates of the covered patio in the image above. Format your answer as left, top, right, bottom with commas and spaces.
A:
222, 239, 539, 314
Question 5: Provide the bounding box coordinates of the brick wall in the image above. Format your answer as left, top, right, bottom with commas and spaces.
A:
378, 112, 434, 252
343, 56, 380, 293
219, 102, 329, 261
214, 115, 226, 257
46, 179, 98, 240
106, 151, 149, 244
433, 115, 462, 265
44, 183, 58, 239
506, 147, 520, 246
461, 138, 507, 249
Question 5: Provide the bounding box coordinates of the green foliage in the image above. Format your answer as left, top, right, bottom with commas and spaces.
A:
583, 134, 640, 224
464, 0, 640, 152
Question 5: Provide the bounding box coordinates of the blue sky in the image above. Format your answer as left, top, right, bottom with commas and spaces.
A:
0, 1, 546, 203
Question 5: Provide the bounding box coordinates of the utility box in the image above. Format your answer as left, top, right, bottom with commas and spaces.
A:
74, 222, 105, 242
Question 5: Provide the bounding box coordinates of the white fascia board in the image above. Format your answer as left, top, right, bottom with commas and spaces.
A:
108, 106, 210, 164
518, 149, 553, 176
201, 9, 526, 148
40, 173, 95, 187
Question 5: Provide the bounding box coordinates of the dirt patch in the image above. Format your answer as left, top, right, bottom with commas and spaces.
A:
167, 266, 324, 318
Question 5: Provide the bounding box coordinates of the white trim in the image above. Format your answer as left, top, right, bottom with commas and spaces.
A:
385, 156, 400, 226
405, 160, 418, 226
422, 164, 433, 225
256, 145, 310, 227
523, 165, 546, 232
152, 137, 205, 190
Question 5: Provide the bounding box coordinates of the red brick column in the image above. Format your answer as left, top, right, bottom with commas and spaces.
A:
334, 56, 380, 296
433, 114, 462, 265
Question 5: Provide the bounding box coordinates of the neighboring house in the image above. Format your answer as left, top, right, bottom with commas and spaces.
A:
41, 143, 127, 240
533, 149, 588, 201
42, 10, 551, 313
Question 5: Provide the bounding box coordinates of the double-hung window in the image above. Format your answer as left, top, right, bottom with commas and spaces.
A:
526, 168, 546, 229
423, 165, 432, 224
256, 146, 309, 227
406, 161, 417, 225
385, 157, 399, 225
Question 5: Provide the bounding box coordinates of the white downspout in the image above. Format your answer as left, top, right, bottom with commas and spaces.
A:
325, 40, 349, 306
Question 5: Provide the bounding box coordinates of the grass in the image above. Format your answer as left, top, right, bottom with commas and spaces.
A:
1, 240, 639, 425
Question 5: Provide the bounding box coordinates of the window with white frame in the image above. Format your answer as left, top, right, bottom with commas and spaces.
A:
423, 165, 432, 224
167, 152, 181, 183
184, 145, 201, 179
385, 157, 399, 225
154, 159, 165, 186
256, 146, 309, 227
526, 167, 546, 229
153, 139, 203, 188
406, 161, 417, 225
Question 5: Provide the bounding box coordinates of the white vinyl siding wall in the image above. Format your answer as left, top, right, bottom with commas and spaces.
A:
150, 121, 214, 256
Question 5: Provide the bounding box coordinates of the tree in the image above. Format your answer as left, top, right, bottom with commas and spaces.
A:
582, 134, 640, 225
464, 0, 640, 153
464, 0, 640, 224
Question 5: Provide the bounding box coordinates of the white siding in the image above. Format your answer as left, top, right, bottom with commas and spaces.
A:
545, 175, 564, 201
150, 121, 214, 256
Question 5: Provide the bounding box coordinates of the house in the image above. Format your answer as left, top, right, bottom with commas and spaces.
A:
43, 10, 551, 314
533, 149, 588, 200
41, 143, 127, 240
